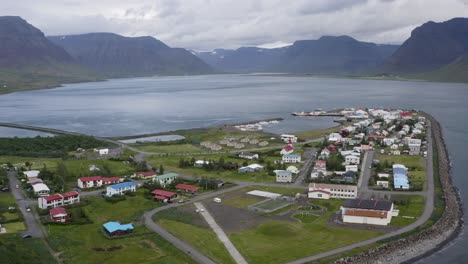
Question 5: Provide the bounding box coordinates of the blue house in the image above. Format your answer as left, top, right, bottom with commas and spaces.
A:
103, 221, 134, 237
393, 165, 410, 190
106, 181, 136, 197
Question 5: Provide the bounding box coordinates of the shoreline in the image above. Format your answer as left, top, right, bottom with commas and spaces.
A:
333, 114, 464, 264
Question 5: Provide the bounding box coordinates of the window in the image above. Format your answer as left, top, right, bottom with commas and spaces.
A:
318, 194, 322, 197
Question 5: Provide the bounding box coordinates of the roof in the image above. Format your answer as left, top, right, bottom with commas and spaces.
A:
151, 189, 177, 198
281, 134, 296, 137
275, 170, 292, 176
343, 199, 392, 211
50, 207, 67, 216
103, 221, 134, 233
153, 195, 169, 200
344, 209, 388, 218
175, 184, 200, 192
79, 176, 102, 182
310, 189, 331, 195
282, 144, 294, 152
108, 182, 135, 190
309, 183, 357, 191
32, 183, 50, 193
43, 194, 63, 202
156, 173, 179, 180
102, 177, 120, 183
23, 170, 40, 178
283, 154, 301, 158
62, 191, 79, 198
247, 190, 281, 199
314, 160, 327, 169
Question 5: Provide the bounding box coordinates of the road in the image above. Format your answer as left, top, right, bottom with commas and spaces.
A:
287, 121, 435, 264
7, 172, 44, 238
293, 147, 316, 187
357, 150, 374, 194
195, 202, 247, 264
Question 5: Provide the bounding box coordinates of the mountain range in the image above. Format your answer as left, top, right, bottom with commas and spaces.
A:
1, 16, 468, 94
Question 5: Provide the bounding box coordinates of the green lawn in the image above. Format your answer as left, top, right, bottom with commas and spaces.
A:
158, 219, 236, 264
293, 214, 320, 223
391, 195, 425, 227
0, 193, 22, 223
230, 220, 382, 264
0, 234, 55, 264
0, 156, 60, 170
47, 190, 195, 264
60, 159, 135, 183
2, 221, 26, 233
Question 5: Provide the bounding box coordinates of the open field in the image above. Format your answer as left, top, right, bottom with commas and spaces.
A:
0, 234, 55, 263
222, 194, 264, 209
293, 213, 320, 223
391, 195, 425, 227
2, 221, 26, 233
295, 122, 352, 140
134, 143, 204, 153
47, 190, 195, 264
158, 219, 236, 264
0, 156, 60, 170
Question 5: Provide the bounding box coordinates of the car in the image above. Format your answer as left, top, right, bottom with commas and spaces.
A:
26, 207, 31, 212
195, 209, 200, 213
22, 234, 32, 239
1, 187, 9, 192
200, 209, 205, 212
369, 166, 372, 169
15, 184, 19, 189
178, 199, 185, 203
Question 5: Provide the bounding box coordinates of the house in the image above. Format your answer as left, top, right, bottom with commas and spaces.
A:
390, 144, 399, 150
343, 171, 357, 183
408, 139, 421, 155
23, 170, 40, 179
319, 148, 330, 159
393, 164, 410, 190
28, 178, 43, 185
95, 148, 109, 156
38, 191, 80, 209
152, 189, 178, 202
194, 160, 210, 167
275, 170, 292, 183
103, 221, 134, 237
378, 173, 390, 179
328, 133, 342, 142
77, 176, 103, 189
327, 144, 337, 152
106, 182, 136, 197
377, 181, 389, 188
280, 144, 294, 155
341, 199, 397, 226
282, 154, 301, 163
102, 177, 121, 185
392, 150, 401, 155
153, 173, 179, 187
280, 134, 298, 143
400, 112, 413, 120
345, 165, 358, 172
238, 164, 264, 173
238, 152, 259, 160
49, 207, 68, 223
32, 183, 50, 196
383, 138, 397, 146
286, 166, 299, 174
308, 183, 357, 199
360, 144, 373, 151
175, 184, 200, 194
345, 155, 360, 165
134, 171, 157, 179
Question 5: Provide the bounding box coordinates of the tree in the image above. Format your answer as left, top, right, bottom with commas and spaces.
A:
242, 161, 248, 167
159, 164, 165, 174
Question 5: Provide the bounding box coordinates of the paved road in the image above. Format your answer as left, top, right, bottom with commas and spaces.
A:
293, 147, 316, 187
7, 172, 44, 238
357, 150, 374, 194
287, 121, 435, 264
195, 202, 248, 264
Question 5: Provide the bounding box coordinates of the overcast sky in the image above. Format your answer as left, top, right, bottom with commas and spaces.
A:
3, 0, 468, 50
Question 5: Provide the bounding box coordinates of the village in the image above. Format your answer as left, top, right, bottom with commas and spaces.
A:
0, 108, 432, 264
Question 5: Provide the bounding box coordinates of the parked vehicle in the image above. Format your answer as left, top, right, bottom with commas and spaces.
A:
213, 198, 222, 203
22, 234, 32, 239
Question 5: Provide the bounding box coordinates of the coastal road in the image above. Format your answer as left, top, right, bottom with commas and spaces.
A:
7, 173, 44, 238
287, 121, 435, 264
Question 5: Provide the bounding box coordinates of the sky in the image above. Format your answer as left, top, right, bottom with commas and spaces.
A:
3, 0, 468, 51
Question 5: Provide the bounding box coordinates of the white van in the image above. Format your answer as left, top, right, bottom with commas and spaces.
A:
213, 198, 222, 203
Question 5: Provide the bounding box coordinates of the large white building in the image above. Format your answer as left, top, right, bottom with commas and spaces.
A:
328, 133, 342, 142
308, 183, 357, 199
32, 183, 50, 196
341, 199, 398, 226
38, 191, 80, 209
275, 170, 292, 183
280, 134, 298, 143
106, 182, 136, 197
282, 154, 301, 163
23, 170, 40, 179
345, 155, 360, 165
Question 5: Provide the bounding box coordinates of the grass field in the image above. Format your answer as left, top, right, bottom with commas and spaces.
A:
229, 220, 382, 264
158, 219, 236, 264
60, 159, 135, 183
0, 193, 22, 224
2, 221, 26, 233
293, 214, 320, 223
391, 195, 425, 227
0, 156, 60, 170
253, 199, 289, 210
47, 190, 195, 264
0, 234, 55, 264
222, 195, 264, 209
295, 122, 351, 140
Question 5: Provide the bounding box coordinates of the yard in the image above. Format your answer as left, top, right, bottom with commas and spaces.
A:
391, 195, 425, 227
376, 153, 427, 189
0, 192, 24, 232
47, 190, 195, 264
0, 234, 55, 263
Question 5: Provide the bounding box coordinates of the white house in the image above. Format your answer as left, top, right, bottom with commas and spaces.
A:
390, 144, 399, 150
383, 138, 396, 146
319, 148, 330, 159
32, 183, 50, 196
308, 183, 357, 199
341, 199, 397, 226
328, 133, 342, 142
23, 170, 40, 179
238, 152, 259, 160
377, 173, 390, 179
194, 160, 210, 167
282, 154, 301, 163
238, 164, 264, 173
280, 144, 294, 155
345, 165, 358, 172
345, 155, 360, 165
95, 148, 109, 156
38, 191, 80, 209
275, 170, 293, 183
286, 166, 299, 174
153, 173, 179, 187
106, 182, 136, 197
77, 176, 103, 189
377, 181, 389, 188
280, 134, 298, 143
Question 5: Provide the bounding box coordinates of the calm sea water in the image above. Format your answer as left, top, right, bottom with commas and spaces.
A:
0, 74, 467, 263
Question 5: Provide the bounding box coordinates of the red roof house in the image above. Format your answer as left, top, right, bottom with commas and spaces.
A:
327, 144, 337, 152
44, 194, 63, 203
136, 171, 157, 179
175, 184, 200, 193
50, 207, 68, 223
280, 144, 294, 155
102, 177, 121, 184
151, 189, 177, 201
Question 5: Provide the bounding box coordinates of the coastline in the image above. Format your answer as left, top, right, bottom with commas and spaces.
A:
333, 114, 464, 264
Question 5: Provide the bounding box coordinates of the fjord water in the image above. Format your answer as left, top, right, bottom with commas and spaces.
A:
0, 74, 467, 263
